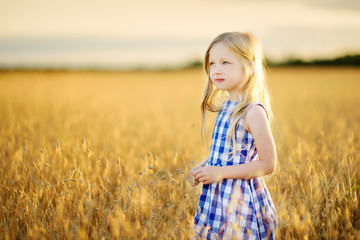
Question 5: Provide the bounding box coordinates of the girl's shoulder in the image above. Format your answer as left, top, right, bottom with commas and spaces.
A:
246, 101, 268, 119
244, 102, 269, 132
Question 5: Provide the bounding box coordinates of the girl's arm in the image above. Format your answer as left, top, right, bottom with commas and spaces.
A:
194, 105, 277, 184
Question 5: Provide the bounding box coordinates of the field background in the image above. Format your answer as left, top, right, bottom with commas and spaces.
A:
0, 67, 359, 239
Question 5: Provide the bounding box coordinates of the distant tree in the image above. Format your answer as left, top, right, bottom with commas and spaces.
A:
182, 60, 203, 69
272, 54, 360, 67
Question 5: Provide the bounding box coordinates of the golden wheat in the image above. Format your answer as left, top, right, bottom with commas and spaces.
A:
0, 67, 359, 239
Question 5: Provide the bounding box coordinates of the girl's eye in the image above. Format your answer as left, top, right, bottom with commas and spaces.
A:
209, 62, 215, 66
223, 61, 230, 65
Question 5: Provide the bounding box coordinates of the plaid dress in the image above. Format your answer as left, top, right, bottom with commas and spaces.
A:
194, 101, 278, 240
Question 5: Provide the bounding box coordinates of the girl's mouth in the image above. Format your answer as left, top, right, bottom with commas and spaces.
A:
215, 78, 225, 83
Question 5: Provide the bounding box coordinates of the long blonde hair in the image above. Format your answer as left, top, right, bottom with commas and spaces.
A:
201, 32, 272, 153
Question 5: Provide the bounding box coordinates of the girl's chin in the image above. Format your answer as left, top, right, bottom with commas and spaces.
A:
213, 83, 225, 89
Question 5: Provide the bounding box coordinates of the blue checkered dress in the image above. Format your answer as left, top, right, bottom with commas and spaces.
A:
194, 101, 278, 240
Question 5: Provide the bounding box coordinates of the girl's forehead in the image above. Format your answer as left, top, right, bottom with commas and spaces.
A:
209, 42, 237, 59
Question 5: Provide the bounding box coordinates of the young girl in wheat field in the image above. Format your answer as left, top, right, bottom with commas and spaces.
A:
188, 32, 278, 239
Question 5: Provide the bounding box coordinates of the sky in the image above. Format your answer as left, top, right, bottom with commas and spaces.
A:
1, 0, 360, 69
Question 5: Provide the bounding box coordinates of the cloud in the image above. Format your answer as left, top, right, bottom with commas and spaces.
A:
300, 0, 360, 11
263, 25, 360, 60
0, 0, 359, 68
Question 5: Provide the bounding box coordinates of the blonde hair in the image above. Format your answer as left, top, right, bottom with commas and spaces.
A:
201, 32, 272, 153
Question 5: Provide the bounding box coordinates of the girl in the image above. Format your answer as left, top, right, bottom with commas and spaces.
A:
189, 32, 278, 239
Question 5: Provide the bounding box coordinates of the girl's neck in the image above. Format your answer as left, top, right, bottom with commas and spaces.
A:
229, 93, 240, 102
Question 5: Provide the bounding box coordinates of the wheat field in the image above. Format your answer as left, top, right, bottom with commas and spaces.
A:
0, 67, 359, 239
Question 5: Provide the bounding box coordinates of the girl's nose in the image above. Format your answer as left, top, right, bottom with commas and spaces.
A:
214, 65, 221, 74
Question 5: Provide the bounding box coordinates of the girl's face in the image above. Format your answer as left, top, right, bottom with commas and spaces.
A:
208, 42, 245, 101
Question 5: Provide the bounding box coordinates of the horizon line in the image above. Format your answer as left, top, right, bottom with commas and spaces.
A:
1, 53, 359, 72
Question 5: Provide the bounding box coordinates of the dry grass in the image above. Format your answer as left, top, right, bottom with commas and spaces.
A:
0, 67, 359, 239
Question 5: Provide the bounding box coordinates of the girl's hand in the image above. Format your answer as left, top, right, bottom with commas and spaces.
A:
194, 166, 223, 185
188, 166, 201, 186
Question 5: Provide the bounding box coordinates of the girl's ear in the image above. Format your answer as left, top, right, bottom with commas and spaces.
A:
244, 62, 255, 78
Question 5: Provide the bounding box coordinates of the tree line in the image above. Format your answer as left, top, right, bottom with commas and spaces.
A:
183, 54, 360, 69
